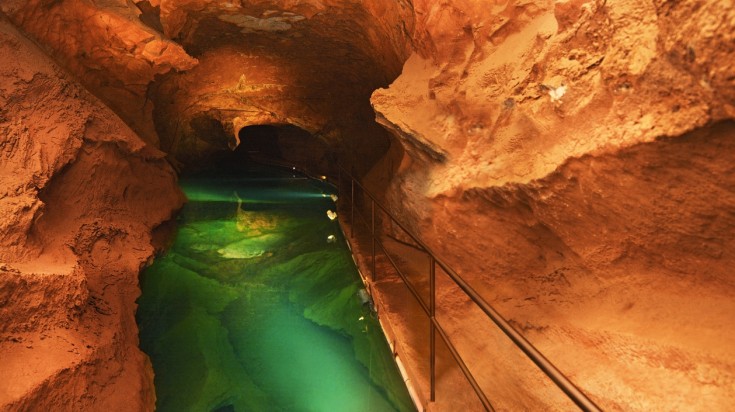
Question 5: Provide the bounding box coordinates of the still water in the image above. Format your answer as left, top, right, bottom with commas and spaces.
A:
136, 163, 414, 412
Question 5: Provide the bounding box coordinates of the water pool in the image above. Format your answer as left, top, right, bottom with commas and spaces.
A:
136, 163, 415, 412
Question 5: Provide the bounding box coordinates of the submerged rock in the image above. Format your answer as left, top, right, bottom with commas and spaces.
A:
216, 234, 281, 260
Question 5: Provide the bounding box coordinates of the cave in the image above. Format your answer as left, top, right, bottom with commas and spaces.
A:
1, 1, 734, 411
233, 124, 332, 173
236, 125, 284, 159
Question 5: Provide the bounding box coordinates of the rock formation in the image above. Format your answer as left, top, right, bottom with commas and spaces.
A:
1, 0, 414, 172
1, 0, 733, 410
0, 16, 183, 411
370, 0, 735, 410
0, 0, 197, 146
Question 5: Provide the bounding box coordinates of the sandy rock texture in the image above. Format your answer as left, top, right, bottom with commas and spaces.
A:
0, 0, 197, 146
1, 0, 733, 410
0, 17, 183, 411
369, 0, 735, 410
2, 0, 415, 174
146, 0, 413, 172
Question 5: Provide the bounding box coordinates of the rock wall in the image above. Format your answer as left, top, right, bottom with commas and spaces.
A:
0, 0, 197, 146
374, 0, 734, 192
2, 0, 415, 174
146, 0, 414, 173
0, 17, 183, 410
370, 0, 735, 410
1, 0, 733, 410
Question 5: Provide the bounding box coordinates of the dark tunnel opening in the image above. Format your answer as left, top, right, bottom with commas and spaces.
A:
234, 125, 283, 158
236, 124, 332, 174
196, 124, 333, 177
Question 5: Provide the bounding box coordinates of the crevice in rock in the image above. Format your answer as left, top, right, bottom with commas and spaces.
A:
134, 1, 164, 33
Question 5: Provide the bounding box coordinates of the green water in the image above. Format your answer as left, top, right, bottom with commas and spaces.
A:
136, 164, 415, 412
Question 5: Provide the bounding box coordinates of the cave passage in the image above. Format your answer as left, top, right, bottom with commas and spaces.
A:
235, 125, 284, 159
136, 162, 414, 412
233, 125, 333, 175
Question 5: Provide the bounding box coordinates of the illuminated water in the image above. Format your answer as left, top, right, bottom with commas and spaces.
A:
136, 164, 414, 412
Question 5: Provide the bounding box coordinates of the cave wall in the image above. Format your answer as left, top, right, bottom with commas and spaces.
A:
0, 0, 197, 147
373, 0, 734, 191
145, 0, 415, 172
0, 17, 183, 410
1, 0, 415, 174
1, 0, 733, 410
369, 0, 735, 410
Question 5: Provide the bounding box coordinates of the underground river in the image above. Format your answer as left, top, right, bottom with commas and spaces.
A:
136, 163, 415, 412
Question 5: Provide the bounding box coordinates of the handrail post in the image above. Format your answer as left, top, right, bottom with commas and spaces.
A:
371, 199, 376, 281
430, 255, 436, 402
350, 176, 355, 238
337, 165, 600, 412
337, 166, 341, 198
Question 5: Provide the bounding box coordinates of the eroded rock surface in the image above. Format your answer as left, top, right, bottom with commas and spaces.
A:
0, 0, 197, 146
0, 18, 183, 410
2, 0, 415, 173
1, 0, 733, 410
147, 0, 414, 172
374, 0, 735, 192
369, 0, 735, 410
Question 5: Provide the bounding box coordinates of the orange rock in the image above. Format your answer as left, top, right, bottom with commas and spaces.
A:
0, 17, 183, 410
1, 0, 734, 409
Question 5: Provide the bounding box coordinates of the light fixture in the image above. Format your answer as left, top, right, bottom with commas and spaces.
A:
326, 210, 337, 220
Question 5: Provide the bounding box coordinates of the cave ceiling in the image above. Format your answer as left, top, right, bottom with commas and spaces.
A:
1, 0, 415, 168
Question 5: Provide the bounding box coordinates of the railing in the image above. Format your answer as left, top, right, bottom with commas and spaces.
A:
336, 165, 602, 412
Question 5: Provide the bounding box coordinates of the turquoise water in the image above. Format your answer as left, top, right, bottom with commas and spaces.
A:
136, 164, 415, 412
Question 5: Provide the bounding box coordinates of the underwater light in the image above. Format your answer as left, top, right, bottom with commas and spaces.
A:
330, 194, 338, 202
327, 235, 336, 243
326, 210, 337, 220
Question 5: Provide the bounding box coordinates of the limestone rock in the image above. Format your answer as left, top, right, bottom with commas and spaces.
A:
1, 0, 198, 146
0, 17, 183, 411
1, 0, 734, 410
368, 1, 735, 410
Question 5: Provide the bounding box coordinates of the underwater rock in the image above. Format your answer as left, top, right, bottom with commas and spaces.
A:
216, 234, 281, 259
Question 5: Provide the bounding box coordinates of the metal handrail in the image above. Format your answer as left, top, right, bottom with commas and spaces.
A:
342, 170, 493, 410
337, 164, 601, 412
349, 200, 429, 315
